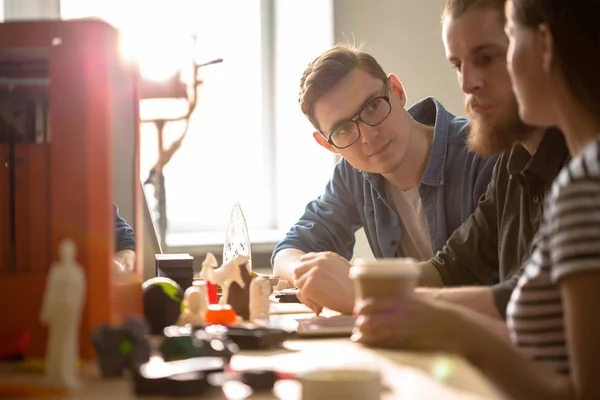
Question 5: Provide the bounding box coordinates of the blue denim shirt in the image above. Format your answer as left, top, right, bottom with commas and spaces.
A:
271, 97, 497, 263
114, 203, 135, 251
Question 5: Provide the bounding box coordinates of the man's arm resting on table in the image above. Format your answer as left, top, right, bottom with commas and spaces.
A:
417, 261, 515, 333
273, 248, 307, 286
417, 261, 444, 287
418, 285, 501, 319
416, 261, 499, 318
418, 285, 509, 340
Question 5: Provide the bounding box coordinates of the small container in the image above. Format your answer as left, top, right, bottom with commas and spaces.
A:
204, 304, 237, 326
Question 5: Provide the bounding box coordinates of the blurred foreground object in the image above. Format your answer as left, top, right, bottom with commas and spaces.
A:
0, 19, 143, 360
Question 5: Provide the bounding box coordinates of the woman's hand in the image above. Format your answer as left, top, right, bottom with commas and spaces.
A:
351, 295, 464, 354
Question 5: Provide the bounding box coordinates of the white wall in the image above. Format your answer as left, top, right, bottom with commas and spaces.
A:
333, 0, 465, 259
4, 0, 59, 19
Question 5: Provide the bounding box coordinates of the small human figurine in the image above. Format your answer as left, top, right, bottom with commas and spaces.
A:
177, 284, 208, 326
191, 279, 210, 307
199, 252, 248, 305
249, 276, 272, 322
39, 238, 86, 389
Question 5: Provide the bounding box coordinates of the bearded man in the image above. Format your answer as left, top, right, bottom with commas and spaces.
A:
412, 0, 569, 323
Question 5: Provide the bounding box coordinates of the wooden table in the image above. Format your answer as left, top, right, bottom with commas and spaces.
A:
1, 303, 505, 399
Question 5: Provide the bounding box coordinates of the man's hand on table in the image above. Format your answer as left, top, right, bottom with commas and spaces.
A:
292, 251, 355, 315
114, 249, 135, 273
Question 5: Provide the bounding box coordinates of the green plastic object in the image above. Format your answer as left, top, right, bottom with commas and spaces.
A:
119, 339, 134, 356
159, 336, 200, 361
160, 326, 239, 362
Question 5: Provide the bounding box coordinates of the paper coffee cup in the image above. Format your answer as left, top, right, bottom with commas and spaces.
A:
300, 368, 381, 400
349, 258, 420, 302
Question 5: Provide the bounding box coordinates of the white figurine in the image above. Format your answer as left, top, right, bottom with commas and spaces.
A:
249, 276, 272, 322
178, 285, 208, 326
39, 238, 86, 389
199, 252, 248, 304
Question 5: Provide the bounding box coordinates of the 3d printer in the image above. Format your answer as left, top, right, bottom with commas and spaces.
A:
0, 19, 144, 360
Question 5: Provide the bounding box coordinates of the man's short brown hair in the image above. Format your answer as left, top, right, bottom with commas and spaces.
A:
299, 43, 387, 132
442, 0, 506, 20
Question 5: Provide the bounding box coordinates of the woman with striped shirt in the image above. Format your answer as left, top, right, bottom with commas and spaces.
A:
353, 1, 600, 398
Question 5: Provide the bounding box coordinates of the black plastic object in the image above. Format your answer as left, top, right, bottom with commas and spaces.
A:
206, 325, 291, 350
132, 357, 225, 396
142, 277, 183, 335
132, 370, 210, 397
275, 293, 300, 303
238, 369, 279, 391
155, 253, 194, 291
161, 325, 239, 362
91, 317, 150, 377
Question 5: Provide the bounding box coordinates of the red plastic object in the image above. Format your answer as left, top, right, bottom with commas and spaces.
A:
192, 279, 217, 304
0, 331, 30, 360
207, 282, 218, 304
204, 304, 237, 326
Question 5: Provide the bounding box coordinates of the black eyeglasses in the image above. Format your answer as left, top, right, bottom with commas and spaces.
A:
323, 81, 392, 149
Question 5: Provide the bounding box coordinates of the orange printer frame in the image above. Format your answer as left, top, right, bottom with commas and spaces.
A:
0, 20, 143, 360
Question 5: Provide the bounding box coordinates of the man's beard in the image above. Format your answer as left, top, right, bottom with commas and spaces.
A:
465, 95, 533, 156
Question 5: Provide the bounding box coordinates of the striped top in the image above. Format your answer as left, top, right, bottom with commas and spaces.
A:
506, 138, 600, 374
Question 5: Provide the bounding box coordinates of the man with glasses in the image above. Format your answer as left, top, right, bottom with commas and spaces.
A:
271, 43, 496, 314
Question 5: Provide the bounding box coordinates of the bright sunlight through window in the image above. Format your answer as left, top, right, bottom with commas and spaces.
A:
61, 0, 336, 248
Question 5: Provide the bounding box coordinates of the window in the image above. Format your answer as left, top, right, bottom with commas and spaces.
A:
60, 0, 336, 249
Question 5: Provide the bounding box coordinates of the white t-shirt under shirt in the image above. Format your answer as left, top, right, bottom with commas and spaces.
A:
506, 138, 600, 375
384, 181, 433, 261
